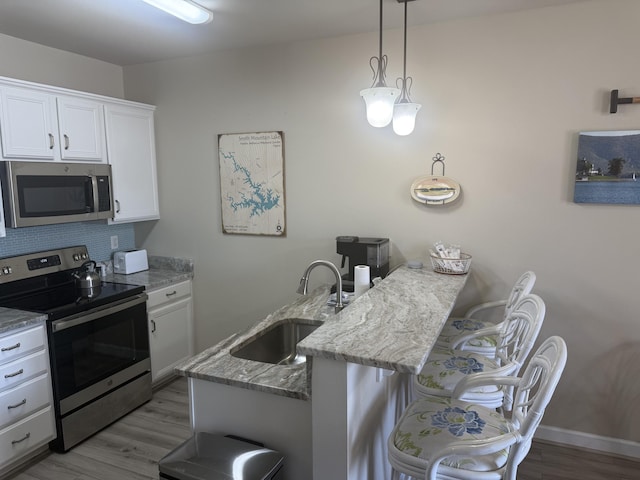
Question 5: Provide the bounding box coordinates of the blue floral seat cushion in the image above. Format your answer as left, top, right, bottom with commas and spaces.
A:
415, 347, 501, 396
391, 395, 512, 472
436, 316, 499, 351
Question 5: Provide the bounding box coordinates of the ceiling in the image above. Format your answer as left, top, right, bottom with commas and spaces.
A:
0, 0, 586, 66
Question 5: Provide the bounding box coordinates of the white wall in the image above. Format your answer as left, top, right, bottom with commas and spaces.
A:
0, 32, 124, 97
124, 0, 640, 443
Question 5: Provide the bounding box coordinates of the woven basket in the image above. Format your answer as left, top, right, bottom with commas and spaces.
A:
430, 252, 472, 275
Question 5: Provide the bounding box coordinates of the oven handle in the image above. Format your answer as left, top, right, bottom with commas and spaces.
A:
52, 293, 148, 333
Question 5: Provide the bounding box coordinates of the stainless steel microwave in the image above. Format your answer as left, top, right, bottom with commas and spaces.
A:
0, 161, 113, 228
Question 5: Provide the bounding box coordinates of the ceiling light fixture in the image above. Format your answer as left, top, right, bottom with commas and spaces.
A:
360, 0, 400, 128
393, 0, 421, 136
141, 0, 213, 25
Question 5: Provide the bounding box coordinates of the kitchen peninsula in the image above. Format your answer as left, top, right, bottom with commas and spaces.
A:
176, 264, 467, 480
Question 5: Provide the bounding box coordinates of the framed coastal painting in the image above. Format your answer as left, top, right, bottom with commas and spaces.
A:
218, 131, 286, 236
574, 130, 640, 205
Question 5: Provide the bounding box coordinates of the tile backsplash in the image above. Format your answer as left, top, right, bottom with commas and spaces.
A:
0, 221, 136, 261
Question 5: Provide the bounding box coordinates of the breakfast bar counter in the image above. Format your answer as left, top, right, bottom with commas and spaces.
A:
176, 262, 468, 480
176, 264, 467, 398
297, 265, 468, 373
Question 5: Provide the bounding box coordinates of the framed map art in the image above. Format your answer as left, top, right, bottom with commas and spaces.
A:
218, 131, 286, 236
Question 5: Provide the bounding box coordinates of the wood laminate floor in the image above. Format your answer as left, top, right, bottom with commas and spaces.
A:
9, 377, 640, 479
10, 378, 191, 480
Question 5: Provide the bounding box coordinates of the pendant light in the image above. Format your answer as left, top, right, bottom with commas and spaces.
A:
141, 0, 213, 25
393, 0, 421, 136
360, 0, 400, 128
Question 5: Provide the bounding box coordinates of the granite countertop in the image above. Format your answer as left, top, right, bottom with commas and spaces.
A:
176, 263, 468, 400
298, 266, 468, 373
0, 308, 47, 335
105, 255, 194, 290
0, 255, 193, 335
175, 285, 335, 400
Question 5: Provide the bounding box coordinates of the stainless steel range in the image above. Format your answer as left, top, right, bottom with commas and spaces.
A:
0, 245, 151, 452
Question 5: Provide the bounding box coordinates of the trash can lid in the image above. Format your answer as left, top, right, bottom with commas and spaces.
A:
159, 432, 284, 480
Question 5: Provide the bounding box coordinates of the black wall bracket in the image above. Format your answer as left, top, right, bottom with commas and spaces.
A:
610, 89, 640, 114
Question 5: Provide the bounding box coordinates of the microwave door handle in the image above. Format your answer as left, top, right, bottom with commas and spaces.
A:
90, 175, 99, 214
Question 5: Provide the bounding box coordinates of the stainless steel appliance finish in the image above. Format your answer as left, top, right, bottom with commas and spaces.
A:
0, 246, 151, 452
159, 432, 285, 480
231, 318, 321, 365
0, 161, 113, 228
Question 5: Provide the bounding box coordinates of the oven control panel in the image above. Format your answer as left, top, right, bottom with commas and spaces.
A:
27, 255, 62, 270
0, 246, 89, 283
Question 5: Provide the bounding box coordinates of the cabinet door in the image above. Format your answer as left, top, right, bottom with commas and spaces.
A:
56, 96, 106, 162
148, 297, 193, 384
0, 175, 5, 237
105, 104, 159, 223
0, 87, 59, 161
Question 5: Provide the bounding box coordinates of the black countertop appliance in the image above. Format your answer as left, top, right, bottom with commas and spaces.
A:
336, 236, 390, 291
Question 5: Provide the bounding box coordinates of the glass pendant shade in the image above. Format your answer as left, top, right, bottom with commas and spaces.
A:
393, 102, 421, 136
360, 86, 400, 128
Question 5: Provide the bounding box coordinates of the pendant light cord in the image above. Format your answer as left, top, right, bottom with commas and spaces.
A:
397, 0, 413, 103
369, 0, 389, 88
402, 0, 407, 83
378, 0, 383, 64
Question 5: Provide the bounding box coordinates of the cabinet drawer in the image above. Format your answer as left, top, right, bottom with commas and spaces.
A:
0, 326, 45, 365
0, 375, 51, 429
0, 407, 55, 468
147, 280, 191, 309
0, 351, 48, 392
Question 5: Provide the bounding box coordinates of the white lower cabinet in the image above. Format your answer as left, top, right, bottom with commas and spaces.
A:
0, 324, 55, 473
147, 281, 193, 385
0, 175, 5, 238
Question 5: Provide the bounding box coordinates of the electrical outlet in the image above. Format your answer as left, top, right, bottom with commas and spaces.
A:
110, 235, 119, 250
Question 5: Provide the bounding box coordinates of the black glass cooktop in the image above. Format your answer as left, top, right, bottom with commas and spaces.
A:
0, 280, 145, 321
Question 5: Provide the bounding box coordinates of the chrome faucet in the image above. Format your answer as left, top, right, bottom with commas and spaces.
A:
296, 260, 345, 313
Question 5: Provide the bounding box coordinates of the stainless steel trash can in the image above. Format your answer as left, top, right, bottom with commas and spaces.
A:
159, 432, 284, 480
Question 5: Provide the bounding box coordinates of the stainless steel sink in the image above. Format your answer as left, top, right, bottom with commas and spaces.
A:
230, 318, 321, 365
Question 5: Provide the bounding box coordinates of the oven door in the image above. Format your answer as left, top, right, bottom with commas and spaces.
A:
49, 293, 149, 416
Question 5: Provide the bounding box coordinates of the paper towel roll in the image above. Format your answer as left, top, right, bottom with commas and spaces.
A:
354, 265, 370, 298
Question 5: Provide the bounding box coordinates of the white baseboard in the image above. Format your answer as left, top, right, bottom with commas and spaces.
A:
535, 425, 640, 459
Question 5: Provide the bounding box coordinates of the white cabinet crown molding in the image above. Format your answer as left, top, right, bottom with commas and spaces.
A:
0, 75, 155, 111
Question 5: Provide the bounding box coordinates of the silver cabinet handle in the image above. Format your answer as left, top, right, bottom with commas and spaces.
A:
165, 291, 177, 298
63, 134, 69, 150
11, 432, 30, 445
1, 342, 20, 352
115, 199, 121, 213
48, 133, 55, 149
7, 398, 26, 410
150, 319, 156, 333
4, 369, 23, 379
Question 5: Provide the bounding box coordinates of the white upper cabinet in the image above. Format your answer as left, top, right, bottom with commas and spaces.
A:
56, 96, 106, 162
0, 87, 59, 160
105, 103, 160, 223
0, 86, 106, 163
0, 76, 160, 225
